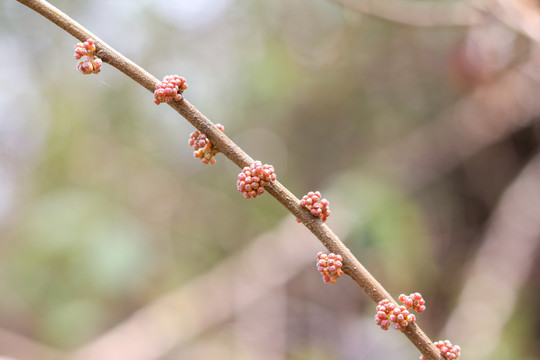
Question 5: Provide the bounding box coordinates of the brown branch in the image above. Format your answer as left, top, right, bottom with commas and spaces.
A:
0, 327, 64, 360
442, 152, 540, 359
474, 0, 540, 43
15, 0, 444, 359
332, 0, 540, 45
374, 51, 540, 192
330, 0, 483, 27
72, 214, 324, 359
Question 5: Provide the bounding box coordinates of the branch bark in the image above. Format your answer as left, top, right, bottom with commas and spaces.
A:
0, 327, 63, 360
443, 152, 540, 359
330, 0, 483, 27
72, 213, 323, 359
15, 0, 445, 358
374, 51, 540, 192
332, 0, 540, 46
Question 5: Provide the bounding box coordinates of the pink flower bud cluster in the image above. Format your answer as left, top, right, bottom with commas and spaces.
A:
316, 251, 344, 284
420, 340, 461, 360
399, 292, 426, 313
154, 75, 188, 105
375, 292, 426, 330
297, 191, 330, 222
237, 161, 276, 199
188, 124, 224, 164
375, 299, 416, 330
74, 38, 102, 75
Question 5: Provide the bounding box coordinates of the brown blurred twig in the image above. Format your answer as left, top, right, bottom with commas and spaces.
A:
0, 328, 64, 360
332, 0, 540, 45
442, 152, 540, 359
15, 0, 445, 358
476, 0, 540, 42
375, 49, 540, 192
70, 216, 322, 360
330, 0, 482, 27
70, 182, 366, 359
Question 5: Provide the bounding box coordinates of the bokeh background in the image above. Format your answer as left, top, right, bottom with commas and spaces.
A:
1, 0, 540, 359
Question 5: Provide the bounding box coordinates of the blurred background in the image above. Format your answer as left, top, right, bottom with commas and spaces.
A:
1, 0, 540, 359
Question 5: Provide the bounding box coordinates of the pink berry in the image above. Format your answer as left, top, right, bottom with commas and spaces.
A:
399, 292, 426, 313
92, 58, 102, 72
420, 340, 461, 360
297, 191, 331, 222
237, 161, 276, 199
188, 124, 224, 165
316, 251, 344, 284
154, 75, 188, 105
77, 61, 92, 74
375, 298, 417, 331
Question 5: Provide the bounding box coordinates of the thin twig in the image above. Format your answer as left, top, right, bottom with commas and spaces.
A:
374, 51, 540, 192
474, 0, 540, 43
330, 0, 482, 27
72, 215, 324, 359
443, 152, 540, 359
15, 0, 445, 358
0, 327, 64, 360
332, 0, 540, 46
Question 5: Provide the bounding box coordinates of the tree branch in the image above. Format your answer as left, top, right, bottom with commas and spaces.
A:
72, 215, 324, 359
443, 152, 540, 359
475, 0, 540, 43
0, 327, 64, 360
374, 51, 540, 192
332, 0, 540, 46
15, 0, 444, 358
330, 0, 483, 27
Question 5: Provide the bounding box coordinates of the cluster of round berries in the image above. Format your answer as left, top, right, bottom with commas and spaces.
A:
154, 75, 188, 105
74, 38, 102, 75
420, 340, 461, 360
316, 251, 344, 284
398, 292, 426, 314
375, 292, 426, 331
375, 299, 416, 330
237, 161, 276, 199
297, 191, 330, 222
188, 124, 224, 164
